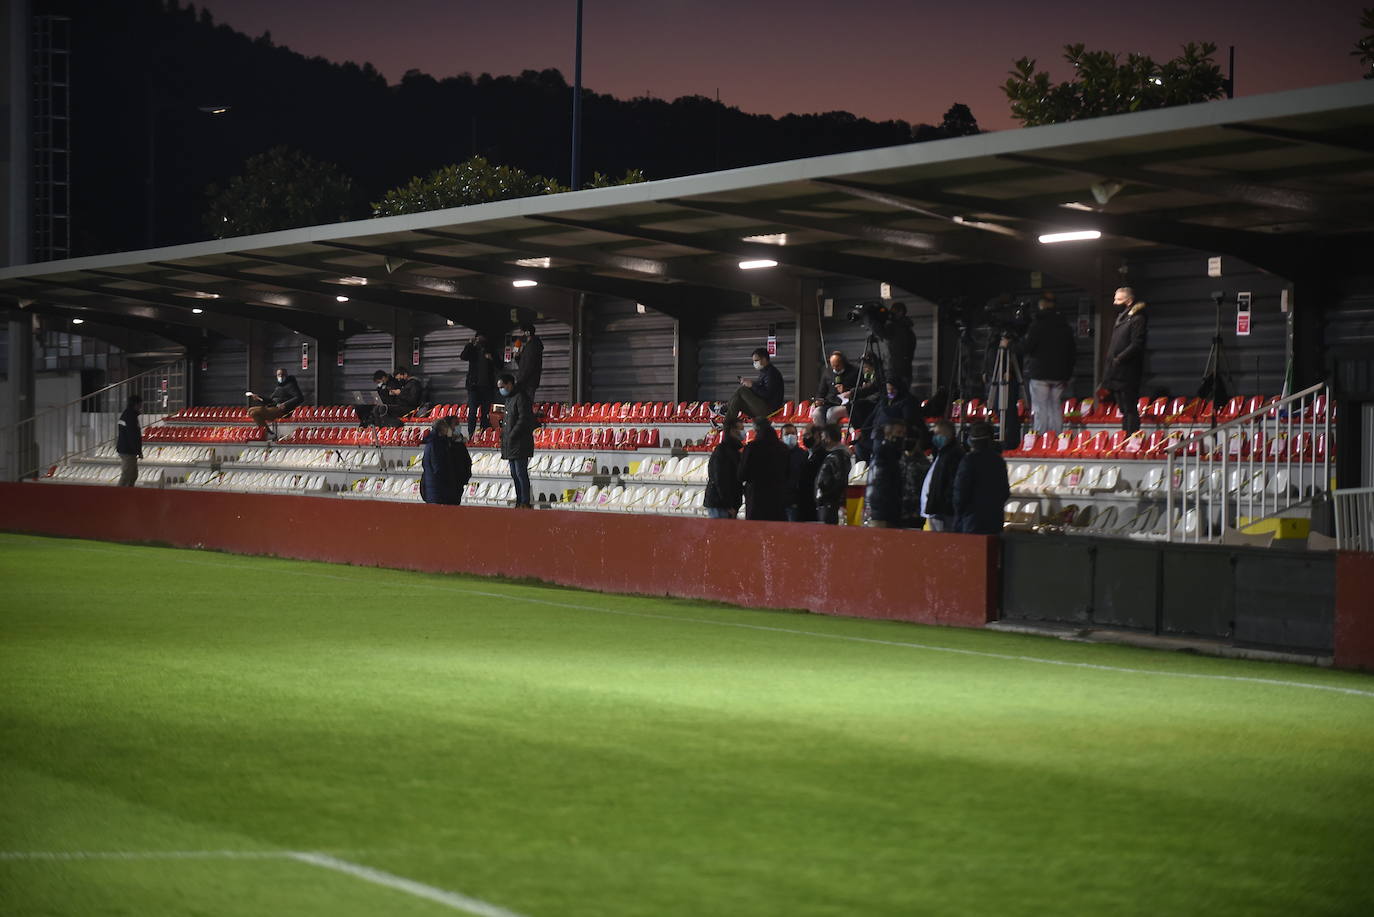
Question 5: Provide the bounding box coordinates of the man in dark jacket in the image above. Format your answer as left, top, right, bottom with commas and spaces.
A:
920, 419, 964, 531
513, 322, 544, 403
391, 368, 423, 415
869, 380, 924, 451
354, 370, 394, 427
498, 372, 536, 508
899, 427, 933, 530
420, 417, 460, 505
116, 393, 143, 487
718, 348, 785, 427
863, 300, 917, 387
867, 418, 907, 527
814, 423, 852, 525
1019, 293, 1076, 433
953, 422, 1010, 535
810, 351, 859, 426
849, 354, 884, 463
739, 420, 791, 521
1102, 287, 1148, 433
781, 423, 816, 522
443, 415, 474, 503
247, 368, 304, 440
459, 334, 498, 436
704, 419, 745, 518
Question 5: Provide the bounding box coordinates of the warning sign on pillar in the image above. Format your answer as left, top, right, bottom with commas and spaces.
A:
301, 342, 310, 370
766, 323, 777, 357
1236, 291, 1252, 336
411, 336, 421, 366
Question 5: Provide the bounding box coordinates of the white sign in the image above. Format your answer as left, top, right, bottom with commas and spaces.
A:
1208, 256, 1222, 277
879, 283, 892, 300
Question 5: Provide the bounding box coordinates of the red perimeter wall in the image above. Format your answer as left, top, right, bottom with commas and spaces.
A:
1335, 551, 1374, 671
0, 483, 998, 628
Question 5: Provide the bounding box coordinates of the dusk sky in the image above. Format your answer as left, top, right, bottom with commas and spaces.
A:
200, 0, 1367, 130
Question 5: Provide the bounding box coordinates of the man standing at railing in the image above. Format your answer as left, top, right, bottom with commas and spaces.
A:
116, 394, 143, 487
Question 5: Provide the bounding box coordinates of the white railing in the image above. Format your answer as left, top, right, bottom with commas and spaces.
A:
1334, 488, 1374, 552
0, 360, 188, 482
1165, 383, 1331, 542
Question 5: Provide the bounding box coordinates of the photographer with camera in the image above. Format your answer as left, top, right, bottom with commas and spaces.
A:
849, 354, 884, 463
853, 300, 916, 388
1018, 293, 1076, 433
810, 351, 859, 426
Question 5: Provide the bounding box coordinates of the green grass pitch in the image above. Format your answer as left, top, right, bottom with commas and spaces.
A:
2, 531, 1372, 916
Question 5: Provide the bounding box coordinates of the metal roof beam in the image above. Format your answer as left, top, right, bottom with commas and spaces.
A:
1220, 122, 1374, 156
11, 278, 253, 341
998, 152, 1373, 224
13, 299, 205, 350
145, 261, 400, 328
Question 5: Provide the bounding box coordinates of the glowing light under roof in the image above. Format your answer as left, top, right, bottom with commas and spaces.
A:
1038, 230, 1102, 244
738, 259, 778, 270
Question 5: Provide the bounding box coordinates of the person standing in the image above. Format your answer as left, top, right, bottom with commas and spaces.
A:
704, 418, 745, 519
513, 322, 544, 403
116, 393, 143, 487
498, 372, 535, 508
420, 417, 460, 505
247, 367, 303, 440
459, 334, 497, 436
443, 416, 474, 505
814, 423, 852, 525
1102, 287, 1148, 433
953, 422, 1011, 535
1019, 293, 1076, 433
899, 427, 933, 530
717, 348, 785, 428
849, 354, 884, 463
867, 418, 908, 528
781, 423, 814, 522
738, 419, 791, 521
810, 350, 859, 426
920, 419, 964, 532
862, 300, 917, 388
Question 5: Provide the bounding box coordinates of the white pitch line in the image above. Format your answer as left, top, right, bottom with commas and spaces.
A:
286, 852, 528, 917
34, 538, 1374, 700
0, 848, 529, 917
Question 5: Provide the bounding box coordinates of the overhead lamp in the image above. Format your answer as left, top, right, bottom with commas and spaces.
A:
191, 308, 204, 314
741, 233, 788, 246
335, 295, 350, 302
334, 276, 369, 286
177, 290, 220, 300
199, 105, 231, 114
513, 257, 552, 268
1038, 230, 1101, 244
71, 318, 84, 324
512, 279, 538, 288
738, 259, 778, 270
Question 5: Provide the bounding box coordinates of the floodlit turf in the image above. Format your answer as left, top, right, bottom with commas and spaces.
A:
1, 533, 1372, 917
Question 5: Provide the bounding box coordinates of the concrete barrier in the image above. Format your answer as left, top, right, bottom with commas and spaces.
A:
1335, 551, 1374, 671
0, 483, 998, 629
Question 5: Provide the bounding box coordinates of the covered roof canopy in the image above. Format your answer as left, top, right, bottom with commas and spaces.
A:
4, 80, 1372, 345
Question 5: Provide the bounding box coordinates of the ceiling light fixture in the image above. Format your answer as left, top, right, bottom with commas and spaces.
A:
1038, 230, 1101, 244
71, 318, 84, 324
513, 257, 552, 268
191, 308, 204, 314
335, 295, 350, 302
177, 290, 221, 300
512, 279, 538, 288
334, 276, 369, 286
741, 233, 788, 245
738, 259, 778, 270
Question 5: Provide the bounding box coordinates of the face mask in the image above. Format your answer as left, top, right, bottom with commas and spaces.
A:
276, 375, 285, 384
752, 360, 764, 370
886, 391, 897, 400
498, 387, 511, 397
933, 434, 948, 449
782, 434, 798, 448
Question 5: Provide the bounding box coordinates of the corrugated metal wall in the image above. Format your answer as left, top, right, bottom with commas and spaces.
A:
334, 331, 394, 402
267, 330, 315, 403
585, 299, 676, 403
1123, 251, 1287, 398
696, 307, 796, 402
196, 337, 248, 405
816, 279, 936, 398
1324, 283, 1374, 349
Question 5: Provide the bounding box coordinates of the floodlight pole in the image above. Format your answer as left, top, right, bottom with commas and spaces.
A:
571, 0, 584, 191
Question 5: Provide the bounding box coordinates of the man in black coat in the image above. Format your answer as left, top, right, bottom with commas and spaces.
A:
953, 422, 1010, 535
116, 393, 143, 487
247, 368, 304, 440
443, 415, 474, 504
863, 301, 917, 387
1102, 287, 1148, 433
867, 418, 907, 528
781, 423, 816, 522
704, 419, 745, 519
391, 368, 423, 415
513, 322, 544, 403
459, 333, 498, 436
498, 372, 536, 508
869, 380, 924, 451
738, 420, 791, 521
814, 423, 852, 525
1019, 293, 1076, 433
920, 419, 964, 532
420, 417, 460, 505
849, 355, 883, 463
718, 348, 785, 427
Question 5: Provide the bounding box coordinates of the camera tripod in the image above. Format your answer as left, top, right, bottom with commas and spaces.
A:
987, 336, 1024, 445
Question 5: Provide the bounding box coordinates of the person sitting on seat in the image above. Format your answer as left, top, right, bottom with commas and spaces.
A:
810, 350, 859, 426
354, 370, 395, 427
391, 367, 423, 416
717, 348, 784, 428
247, 367, 304, 440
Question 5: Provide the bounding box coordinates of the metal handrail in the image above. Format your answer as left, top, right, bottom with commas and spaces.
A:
1334, 487, 1374, 552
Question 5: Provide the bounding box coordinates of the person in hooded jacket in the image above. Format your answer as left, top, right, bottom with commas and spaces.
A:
738, 419, 791, 521
866, 418, 907, 527
704, 418, 745, 518
869, 379, 924, 451
512, 322, 544, 403
420, 417, 460, 505
443, 414, 474, 504
920, 419, 964, 531
116, 393, 143, 487
953, 422, 1010, 534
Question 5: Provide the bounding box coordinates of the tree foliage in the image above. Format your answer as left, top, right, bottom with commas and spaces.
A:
371, 157, 645, 217
203, 146, 358, 238
1003, 42, 1227, 127
1357, 7, 1374, 79
938, 103, 980, 137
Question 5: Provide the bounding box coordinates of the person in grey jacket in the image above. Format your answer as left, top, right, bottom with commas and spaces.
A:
498, 373, 536, 508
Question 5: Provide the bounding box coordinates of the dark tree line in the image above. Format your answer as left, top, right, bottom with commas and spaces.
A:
48, 0, 978, 255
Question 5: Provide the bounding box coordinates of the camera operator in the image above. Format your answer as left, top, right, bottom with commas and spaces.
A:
810, 350, 859, 426
849, 354, 883, 463
854, 300, 916, 388
1017, 293, 1076, 433
1103, 287, 1148, 433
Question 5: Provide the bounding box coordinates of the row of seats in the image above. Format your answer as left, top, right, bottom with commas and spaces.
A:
534, 427, 663, 450
46, 464, 169, 486
557, 483, 708, 515
955, 393, 1324, 429
91, 443, 216, 464
1008, 462, 1302, 501
279, 426, 427, 447
180, 469, 332, 493
144, 425, 263, 443
1006, 428, 1331, 462
230, 447, 384, 471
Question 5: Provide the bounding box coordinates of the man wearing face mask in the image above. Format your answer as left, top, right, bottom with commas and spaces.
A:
1102, 287, 1148, 433
716, 348, 785, 428
497, 372, 536, 508
814, 423, 853, 525
780, 423, 813, 522
810, 351, 859, 427
512, 322, 544, 404
704, 418, 745, 519
919, 419, 964, 532
738, 419, 791, 522
869, 379, 923, 452
247, 367, 304, 441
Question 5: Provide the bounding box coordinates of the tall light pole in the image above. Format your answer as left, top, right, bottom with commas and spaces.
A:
571, 0, 583, 191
